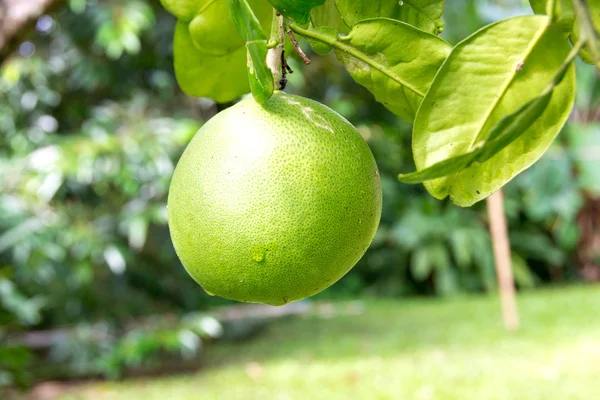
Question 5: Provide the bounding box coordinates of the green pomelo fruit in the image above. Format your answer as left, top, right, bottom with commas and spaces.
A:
168, 92, 382, 305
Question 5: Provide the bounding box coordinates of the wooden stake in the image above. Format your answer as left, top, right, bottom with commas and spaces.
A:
487, 190, 520, 331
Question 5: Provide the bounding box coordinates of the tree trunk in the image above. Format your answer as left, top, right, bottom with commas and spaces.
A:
487, 190, 520, 331
0, 0, 64, 62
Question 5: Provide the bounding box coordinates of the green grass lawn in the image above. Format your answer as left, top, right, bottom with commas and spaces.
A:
63, 285, 600, 400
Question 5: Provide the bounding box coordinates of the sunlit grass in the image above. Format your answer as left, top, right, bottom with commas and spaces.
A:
63, 285, 600, 400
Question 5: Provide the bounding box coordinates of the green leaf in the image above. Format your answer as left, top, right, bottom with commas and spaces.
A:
245, 42, 274, 104
510, 231, 566, 265
435, 267, 458, 296
411, 243, 450, 282
469, 233, 496, 292
411, 248, 432, 281
335, 0, 445, 35
332, 18, 451, 121
400, 33, 578, 185
310, 0, 350, 34
267, 0, 326, 24
189, 2, 244, 55
531, 0, 600, 65
229, 0, 274, 103
449, 229, 472, 270
412, 16, 576, 206
0, 218, 44, 254
173, 21, 250, 103
160, 0, 207, 22
305, 27, 337, 54
399, 90, 553, 183
511, 254, 536, 288
188, 0, 272, 56
230, 0, 269, 42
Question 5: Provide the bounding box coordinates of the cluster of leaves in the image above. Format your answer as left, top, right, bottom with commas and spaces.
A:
0, 3, 220, 386
43, 313, 222, 380
288, 36, 600, 297
159, 0, 274, 102
166, 0, 599, 207
2, 312, 222, 388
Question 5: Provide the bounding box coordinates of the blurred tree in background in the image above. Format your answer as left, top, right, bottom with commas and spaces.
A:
0, 0, 599, 388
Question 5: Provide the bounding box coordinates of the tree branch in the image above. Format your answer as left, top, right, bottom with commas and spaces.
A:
0, 0, 65, 63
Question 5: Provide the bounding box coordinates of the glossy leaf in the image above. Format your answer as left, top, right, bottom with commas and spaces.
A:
333, 18, 451, 121
399, 91, 553, 183
173, 21, 249, 103
188, 0, 272, 56
305, 27, 337, 54
267, 0, 326, 24
160, 0, 206, 21
230, 0, 274, 103
335, 0, 445, 35
189, 2, 244, 55
230, 0, 269, 42
244, 42, 274, 103
412, 16, 576, 206
310, 0, 350, 34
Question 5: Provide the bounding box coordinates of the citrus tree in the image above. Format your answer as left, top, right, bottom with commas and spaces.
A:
162, 0, 599, 305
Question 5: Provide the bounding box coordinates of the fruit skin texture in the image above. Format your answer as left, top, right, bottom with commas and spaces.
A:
168, 92, 382, 306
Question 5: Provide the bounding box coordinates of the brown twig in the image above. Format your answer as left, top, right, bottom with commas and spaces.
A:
287, 30, 311, 65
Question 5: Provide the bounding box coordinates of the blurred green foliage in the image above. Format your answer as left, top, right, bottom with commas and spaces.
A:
0, 0, 599, 387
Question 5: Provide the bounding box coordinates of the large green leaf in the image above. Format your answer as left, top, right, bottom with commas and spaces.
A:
267, 0, 326, 24
171, 0, 273, 102
310, 0, 350, 34
335, 0, 445, 35
189, 1, 244, 55
160, 0, 208, 21
412, 16, 576, 206
399, 90, 554, 183
333, 18, 451, 121
230, 0, 274, 103
173, 21, 250, 103
399, 39, 577, 184
188, 0, 272, 56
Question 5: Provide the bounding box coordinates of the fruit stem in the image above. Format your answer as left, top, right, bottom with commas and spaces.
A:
266, 10, 285, 89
